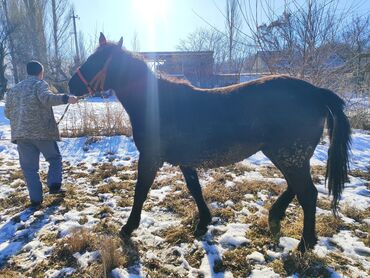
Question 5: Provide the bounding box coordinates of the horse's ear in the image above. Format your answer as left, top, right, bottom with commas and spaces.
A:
118, 37, 123, 48
99, 32, 107, 46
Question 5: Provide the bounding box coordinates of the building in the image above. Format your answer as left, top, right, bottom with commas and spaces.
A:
139, 51, 214, 88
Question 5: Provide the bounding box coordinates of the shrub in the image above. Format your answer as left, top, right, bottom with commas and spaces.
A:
59, 101, 132, 137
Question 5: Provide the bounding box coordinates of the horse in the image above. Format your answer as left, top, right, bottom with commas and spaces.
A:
68, 33, 351, 252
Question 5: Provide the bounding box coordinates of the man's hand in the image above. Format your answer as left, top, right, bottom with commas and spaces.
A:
68, 96, 78, 104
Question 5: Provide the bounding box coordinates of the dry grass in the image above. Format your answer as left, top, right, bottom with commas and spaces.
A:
258, 165, 284, 179
268, 259, 287, 276
79, 215, 89, 225
310, 165, 327, 185
89, 163, 126, 185
316, 215, 347, 237
159, 190, 196, 220
161, 226, 194, 245
349, 168, 370, 181
223, 163, 254, 175
95, 205, 113, 218
39, 231, 59, 245
221, 248, 253, 277
326, 253, 352, 274
316, 197, 332, 210
203, 179, 284, 206
281, 208, 304, 240
0, 193, 28, 210
281, 208, 348, 240
341, 205, 370, 223
62, 228, 97, 253
184, 247, 205, 269
58, 184, 90, 211
0, 270, 24, 278
93, 218, 120, 235
60, 101, 132, 137
213, 207, 235, 222
246, 214, 275, 248
99, 236, 125, 277
282, 251, 331, 277
117, 196, 133, 207
96, 181, 135, 194
145, 264, 177, 277
8, 169, 24, 181
54, 228, 97, 265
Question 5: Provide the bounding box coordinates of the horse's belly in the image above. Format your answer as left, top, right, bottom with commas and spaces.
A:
164, 141, 262, 168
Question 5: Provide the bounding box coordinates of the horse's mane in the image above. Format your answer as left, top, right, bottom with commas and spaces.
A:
95, 42, 194, 87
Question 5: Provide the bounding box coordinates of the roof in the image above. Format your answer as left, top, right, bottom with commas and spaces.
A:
139, 51, 214, 61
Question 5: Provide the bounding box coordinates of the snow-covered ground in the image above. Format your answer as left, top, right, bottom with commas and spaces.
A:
0, 98, 369, 277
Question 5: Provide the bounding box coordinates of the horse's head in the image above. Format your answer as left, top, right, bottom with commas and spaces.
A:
68, 32, 123, 96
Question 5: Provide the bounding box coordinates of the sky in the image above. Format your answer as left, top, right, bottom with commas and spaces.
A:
71, 0, 370, 53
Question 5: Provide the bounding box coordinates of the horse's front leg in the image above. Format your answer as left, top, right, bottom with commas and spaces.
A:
180, 166, 212, 236
120, 155, 161, 238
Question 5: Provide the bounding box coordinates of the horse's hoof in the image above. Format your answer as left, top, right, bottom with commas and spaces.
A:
119, 225, 133, 239
297, 237, 317, 253
194, 224, 208, 237
269, 218, 281, 238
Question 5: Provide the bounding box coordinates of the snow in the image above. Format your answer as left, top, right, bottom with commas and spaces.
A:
149, 185, 172, 202
111, 268, 142, 278
73, 250, 100, 268
246, 251, 265, 263
218, 223, 250, 248
249, 267, 280, 278
46, 267, 76, 278
279, 237, 300, 253
330, 231, 370, 270
198, 240, 234, 278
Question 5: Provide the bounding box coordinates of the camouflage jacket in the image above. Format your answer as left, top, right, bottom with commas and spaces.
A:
5, 76, 68, 143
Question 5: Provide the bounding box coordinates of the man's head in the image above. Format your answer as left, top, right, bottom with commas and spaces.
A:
27, 60, 44, 79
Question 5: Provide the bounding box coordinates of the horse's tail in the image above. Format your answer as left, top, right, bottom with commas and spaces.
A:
322, 88, 351, 214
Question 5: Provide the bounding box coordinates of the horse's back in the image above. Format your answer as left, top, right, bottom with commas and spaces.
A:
156, 76, 329, 167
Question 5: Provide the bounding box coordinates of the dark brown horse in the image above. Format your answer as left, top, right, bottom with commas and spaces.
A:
68, 33, 351, 252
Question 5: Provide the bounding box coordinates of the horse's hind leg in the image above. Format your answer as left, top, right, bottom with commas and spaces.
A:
120, 155, 161, 237
268, 187, 295, 237
263, 145, 318, 252
288, 163, 318, 252
180, 166, 212, 236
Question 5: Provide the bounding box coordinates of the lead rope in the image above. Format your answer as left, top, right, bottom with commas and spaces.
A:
56, 103, 70, 126
56, 95, 88, 126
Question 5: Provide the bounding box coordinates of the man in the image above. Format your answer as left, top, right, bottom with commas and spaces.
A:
5, 60, 78, 207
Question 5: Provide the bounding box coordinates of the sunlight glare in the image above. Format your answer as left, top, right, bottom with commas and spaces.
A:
133, 0, 168, 24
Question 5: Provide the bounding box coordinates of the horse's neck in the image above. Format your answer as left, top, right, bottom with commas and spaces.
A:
114, 58, 160, 123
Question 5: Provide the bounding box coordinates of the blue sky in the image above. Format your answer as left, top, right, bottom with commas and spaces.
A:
71, 0, 369, 52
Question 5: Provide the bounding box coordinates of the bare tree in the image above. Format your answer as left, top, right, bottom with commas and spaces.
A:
23, 0, 48, 67
1, 0, 19, 83
0, 5, 13, 99
49, 0, 72, 82
235, 0, 369, 94
225, 0, 242, 73
2, 0, 48, 79
177, 27, 227, 73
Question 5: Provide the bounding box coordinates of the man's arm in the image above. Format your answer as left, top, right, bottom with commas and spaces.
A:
36, 80, 69, 106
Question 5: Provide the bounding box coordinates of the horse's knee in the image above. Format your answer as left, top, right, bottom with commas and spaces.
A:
297, 185, 318, 209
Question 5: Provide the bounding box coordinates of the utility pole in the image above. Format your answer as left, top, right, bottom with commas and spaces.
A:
71, 9, 80, 64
